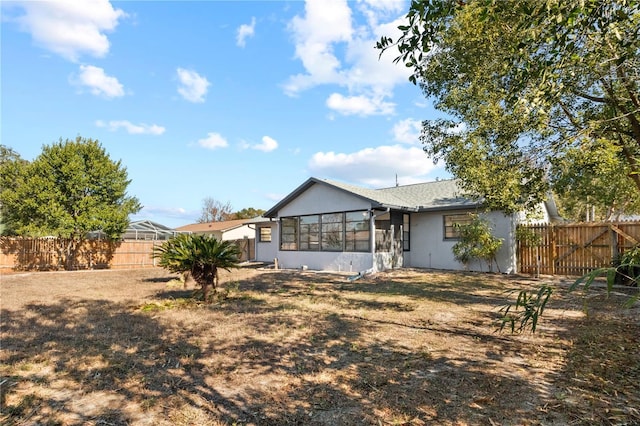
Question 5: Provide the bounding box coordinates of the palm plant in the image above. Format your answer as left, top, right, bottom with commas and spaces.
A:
153, 234, 241, 303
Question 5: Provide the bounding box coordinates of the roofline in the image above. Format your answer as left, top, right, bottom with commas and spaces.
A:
175, 219, 252, 232
264, 177, 385, 218
415, 203, 484, 213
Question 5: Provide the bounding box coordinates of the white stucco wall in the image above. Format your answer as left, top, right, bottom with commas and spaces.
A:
278, 183, 371, 216
404, 210, 517, 273
275, 251, 372, 273
220, 225, 254, 241
514, 202, 550, 225
272, 183, 373, 272
255, 222, 278, 263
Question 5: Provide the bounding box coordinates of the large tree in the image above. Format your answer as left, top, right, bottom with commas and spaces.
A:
198, 197, 233, 223
0, 137, 141, 268
0, 145, 28, 235
232, 207, 266, 220
378, 0, 640, 216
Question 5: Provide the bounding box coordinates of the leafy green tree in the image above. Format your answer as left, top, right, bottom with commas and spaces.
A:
550, 138, 640, 221
0, 145, 28, 235
153, 234, 241, 303
451, 214, 503, 272
0, 137, 141, 269
378, 0, 640, 215
232, 207, 266, 220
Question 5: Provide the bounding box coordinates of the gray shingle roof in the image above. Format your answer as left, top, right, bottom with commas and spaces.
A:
264, 177, 481, 217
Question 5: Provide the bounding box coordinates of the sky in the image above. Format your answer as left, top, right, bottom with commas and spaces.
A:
1, 0, 451, 228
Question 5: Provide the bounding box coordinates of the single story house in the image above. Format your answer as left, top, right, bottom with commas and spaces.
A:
254, 177, 559, 274
176, 219, 255, 241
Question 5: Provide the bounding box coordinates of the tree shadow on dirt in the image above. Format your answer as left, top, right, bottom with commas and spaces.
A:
0, 299, 269, 424
241, 270, 517, 308
3, 269, 637, 425
542, 292, 640, 425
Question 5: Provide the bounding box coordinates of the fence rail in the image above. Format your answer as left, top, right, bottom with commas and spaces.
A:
517, 222, 640, 276
0, 237, 256, 272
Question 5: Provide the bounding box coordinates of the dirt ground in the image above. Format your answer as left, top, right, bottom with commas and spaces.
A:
1, 267, 639, 425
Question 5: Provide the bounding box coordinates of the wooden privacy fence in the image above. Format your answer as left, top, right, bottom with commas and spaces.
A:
0, 238, 162, 271
518, 222, 640, 276
0, 237, 256, 271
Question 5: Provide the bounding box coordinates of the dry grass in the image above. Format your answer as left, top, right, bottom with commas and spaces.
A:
1, 267, 638, 425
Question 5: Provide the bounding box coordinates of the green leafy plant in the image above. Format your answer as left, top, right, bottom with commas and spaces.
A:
569, 248, 640, 308
0, 137, 141, 269
499, 285, 553, 333
153, 234, 241, 303
452, 215, 503, 272
615, 246, 640, 287
377, 0, 640, 214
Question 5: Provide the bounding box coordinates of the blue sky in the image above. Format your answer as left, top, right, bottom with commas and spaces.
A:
1, 0, 449, 228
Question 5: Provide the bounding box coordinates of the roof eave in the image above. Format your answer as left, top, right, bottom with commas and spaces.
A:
264, 177, 386, 218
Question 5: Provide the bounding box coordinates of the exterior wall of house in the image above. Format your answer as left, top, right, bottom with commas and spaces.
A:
255, 222, 278, 263
220, 225, 254, 241
275, 251, 373, 273
404, 210, 518, 273
278, 183, 372, 216
515, 202, 550, 225
272, 183, 374, 272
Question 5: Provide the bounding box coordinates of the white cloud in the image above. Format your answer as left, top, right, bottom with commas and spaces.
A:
71, 65, 124, 98
326, 93, 394, 116
308, 144, 442, 187
176, 68, 210, 103
197, 132, 228, 150
131, 206, 197, 225
96, 120, 165, 135
236, 17, 256, 47
284, 0, 353, 95
284, 0, 411, 115
265, 192, 286, 202
392, 118, 423, 144
252, 136, 279, 152
7, 0, 126, 62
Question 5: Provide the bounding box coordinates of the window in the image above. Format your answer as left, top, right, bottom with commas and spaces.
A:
402, 213, 410, 251
279, 211, 370, 252
300, 215, 320, 250
321, 213, 343, 251
259, 227, 272, 242
443, 213, 473, 240
345, 211, 370, 252
280, 217, 298, 250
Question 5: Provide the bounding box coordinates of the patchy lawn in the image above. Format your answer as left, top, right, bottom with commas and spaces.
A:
1, 267, 638, 425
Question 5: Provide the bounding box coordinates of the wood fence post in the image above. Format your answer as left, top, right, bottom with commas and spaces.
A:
610, 223, 619, 264
548, 225, 556, 275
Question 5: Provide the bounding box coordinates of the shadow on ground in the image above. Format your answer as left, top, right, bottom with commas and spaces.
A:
1, 268, 638, 425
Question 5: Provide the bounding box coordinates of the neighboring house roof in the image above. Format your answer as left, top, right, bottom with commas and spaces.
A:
176, 219, 252, 233
264, 177, 481, 218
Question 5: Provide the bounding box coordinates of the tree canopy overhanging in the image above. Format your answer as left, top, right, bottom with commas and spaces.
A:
377, 0, 640, 218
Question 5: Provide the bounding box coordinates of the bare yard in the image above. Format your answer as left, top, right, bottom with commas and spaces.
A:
1, 267, 638, 425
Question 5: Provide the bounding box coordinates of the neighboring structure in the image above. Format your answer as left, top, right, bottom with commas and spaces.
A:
176, 219, 255, 240
177, 219, 260, 261
255, 177, 559, 274
88, 220, 184, 241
